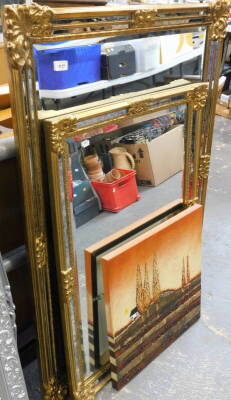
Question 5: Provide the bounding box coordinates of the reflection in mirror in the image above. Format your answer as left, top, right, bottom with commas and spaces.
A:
64, 104, 186, 378
34, 28, 206, 113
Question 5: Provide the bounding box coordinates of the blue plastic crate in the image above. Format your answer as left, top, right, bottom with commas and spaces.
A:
35, 44, 101, 90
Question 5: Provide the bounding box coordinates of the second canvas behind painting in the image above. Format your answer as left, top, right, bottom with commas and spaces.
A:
86, 202, 202, 389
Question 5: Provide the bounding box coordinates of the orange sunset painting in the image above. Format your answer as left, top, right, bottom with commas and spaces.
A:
101, 204, 202, 390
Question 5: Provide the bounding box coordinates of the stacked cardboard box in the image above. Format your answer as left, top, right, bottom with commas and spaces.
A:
120, 124, 184, 186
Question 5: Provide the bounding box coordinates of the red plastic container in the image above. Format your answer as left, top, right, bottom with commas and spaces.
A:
91, 169, 140, 212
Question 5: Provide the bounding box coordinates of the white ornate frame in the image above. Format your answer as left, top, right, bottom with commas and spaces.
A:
0, 253, 29, 400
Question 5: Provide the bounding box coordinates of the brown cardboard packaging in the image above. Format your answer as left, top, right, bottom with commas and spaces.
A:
120, 124, 184, 186
0, 85, 10, 109
219, 90, 231, 108
0, 44, 9, 85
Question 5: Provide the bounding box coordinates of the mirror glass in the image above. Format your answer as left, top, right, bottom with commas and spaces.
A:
33, 28, 206, 114
57, 101, 187, 378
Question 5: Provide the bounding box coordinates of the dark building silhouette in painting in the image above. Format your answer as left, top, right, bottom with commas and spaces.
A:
152, 255, 160, 303
109, 254, 201, 390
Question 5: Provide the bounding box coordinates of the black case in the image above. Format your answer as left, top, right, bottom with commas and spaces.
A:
41, 89, 104, 111
113, 76, 154, 96
73, 180, 95, 206
67, 139, 101, 227
67, 139, 88, 181
74, 197, 100, 228
101, 44, 136, 80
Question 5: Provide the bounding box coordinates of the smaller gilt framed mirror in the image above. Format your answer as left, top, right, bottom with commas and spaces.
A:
43, 80, 207, 397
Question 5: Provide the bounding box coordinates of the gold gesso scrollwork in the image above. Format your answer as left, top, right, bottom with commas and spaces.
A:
50, 118, 78, 155
128, 100, 150, 116
184, 199, 198, 207
61, 269, 75, 302
210, 0, 230, 40
3, 3, 54, 69
199, 154, 211, 179
187, 86, 208, 110
44, 377, 68, 400
75, 381, 95, 400
35, 233, 47, 269
131, 9, 156, 28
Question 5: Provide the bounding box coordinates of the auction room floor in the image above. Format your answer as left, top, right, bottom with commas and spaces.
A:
24, 116, 231, 399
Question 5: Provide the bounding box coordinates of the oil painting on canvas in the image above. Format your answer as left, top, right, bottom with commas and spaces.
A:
101, 204, 202, 389
85, 200, 183, 370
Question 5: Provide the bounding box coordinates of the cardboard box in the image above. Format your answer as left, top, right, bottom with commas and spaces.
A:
219, 90, 231, 108
0, 85, 10, 109
0, 108, 12, 129
121, 124, 184, 186
0, 43, 9, 85
216, 103, 231, 119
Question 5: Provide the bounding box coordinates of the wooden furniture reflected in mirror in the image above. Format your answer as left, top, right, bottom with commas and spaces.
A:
2, 2, 229, 398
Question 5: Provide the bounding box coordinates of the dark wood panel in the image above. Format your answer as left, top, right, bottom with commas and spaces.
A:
8, 264, 34, 332
0, 157, 25, 252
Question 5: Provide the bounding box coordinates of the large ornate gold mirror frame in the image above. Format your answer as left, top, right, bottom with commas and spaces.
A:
2, 1, 229, 398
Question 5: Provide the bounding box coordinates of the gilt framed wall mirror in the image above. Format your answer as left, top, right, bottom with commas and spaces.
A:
2, 2, 229, 398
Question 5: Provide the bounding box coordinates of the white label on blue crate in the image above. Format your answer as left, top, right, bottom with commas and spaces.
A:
53, 60, 69, 71
81, 139, 90, 148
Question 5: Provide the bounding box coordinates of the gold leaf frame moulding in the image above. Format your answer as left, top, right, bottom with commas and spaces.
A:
3, 3, 54, 69
2, 1, 228, 399
131, 9, 157, 28
210, 0, 230, 40
2, 3, 66, 399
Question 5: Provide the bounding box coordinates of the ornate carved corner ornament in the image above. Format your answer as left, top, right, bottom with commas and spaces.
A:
128, 100, 150, 116
35, 233, 47, 269
44, 377, 68, 400
131, 9, 156, 28
187, 86, 208, 110
62, 268, 75, 302
3, 3, 54, 69
199, 154, 211, 179
184, 198, 198, 207
75, 381, 95, 400
210, 0, 229, 41
50, 118, 78, 155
